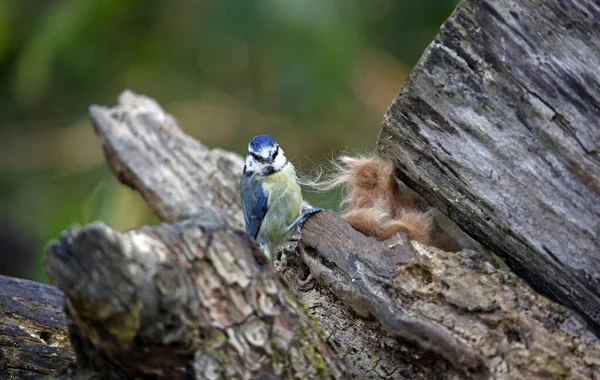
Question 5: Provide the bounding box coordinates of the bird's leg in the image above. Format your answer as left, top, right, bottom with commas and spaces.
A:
287, 208, 324, 234
286, 209, 323, 257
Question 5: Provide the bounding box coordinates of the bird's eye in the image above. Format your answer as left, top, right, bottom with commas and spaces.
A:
250, 152, 263, 162
271, 148, 279, 160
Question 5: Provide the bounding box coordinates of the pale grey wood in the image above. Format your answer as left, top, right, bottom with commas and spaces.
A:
45, 213, 345, 379
88, 91, 600, 378
89, 90, 457, 379
5, 1, 600, 377
378, 0, 600, 335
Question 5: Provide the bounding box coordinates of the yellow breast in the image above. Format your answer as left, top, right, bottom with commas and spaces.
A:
259, 163, 303, 242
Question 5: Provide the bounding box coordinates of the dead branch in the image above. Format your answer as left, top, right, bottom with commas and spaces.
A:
84, 91, 600, 379
2, 1, 599, 378
378, 0, 600, 335
45, 211, 345, 379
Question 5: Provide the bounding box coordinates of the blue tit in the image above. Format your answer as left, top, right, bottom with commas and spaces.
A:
240, 135, 321, 261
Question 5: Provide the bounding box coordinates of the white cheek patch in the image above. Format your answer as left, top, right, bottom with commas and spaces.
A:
272, 151, 287, 171
245, 156, 262, 173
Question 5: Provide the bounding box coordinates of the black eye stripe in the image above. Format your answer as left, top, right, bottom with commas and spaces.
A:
272, 148, 279, 160
250, 152, 266, 163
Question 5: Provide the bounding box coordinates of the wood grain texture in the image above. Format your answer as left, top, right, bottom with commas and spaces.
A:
301, 211, 600, 379
378, 0, 600, 334
89, 91, 456, 378
88, 91, 600, 378
45, 211, 345, 379
90, 91, 245, 227
5, 1, 600, 377
0, 275, 73, 379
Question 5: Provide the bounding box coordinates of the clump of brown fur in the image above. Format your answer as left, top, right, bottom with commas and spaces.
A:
317, 156, 461, 252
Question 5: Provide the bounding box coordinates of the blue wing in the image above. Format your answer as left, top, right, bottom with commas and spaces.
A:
240, 174, 269, 239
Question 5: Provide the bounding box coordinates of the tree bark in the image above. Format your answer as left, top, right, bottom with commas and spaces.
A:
80, 91, 600, 378
1, 1, 600, 378
45, 212, 345, 379
378, 0, 600, 335
0, 275, 73, 379
88, 91, 457, 379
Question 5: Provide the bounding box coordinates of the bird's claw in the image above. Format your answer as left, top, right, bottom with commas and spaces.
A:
287, 208, 324, 234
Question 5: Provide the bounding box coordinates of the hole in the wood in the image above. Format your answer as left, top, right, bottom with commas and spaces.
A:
39, 331, 52, 344
502, 325, 521, 343
296, 262, 311, 283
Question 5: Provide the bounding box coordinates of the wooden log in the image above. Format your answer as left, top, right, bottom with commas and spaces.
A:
3, 2, 600, 377
90, 91, 457, 379
302, 212, 600, 379
45, 211, 346, 379
378, 0, 600, 335
86, 91, 600, 378
0, 275, 73, 379
90, 93, 245, 227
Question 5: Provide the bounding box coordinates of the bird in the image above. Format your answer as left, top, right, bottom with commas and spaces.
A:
240, 135, 321, 261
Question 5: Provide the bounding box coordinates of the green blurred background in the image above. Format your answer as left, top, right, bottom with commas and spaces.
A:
0, 0, 457, 282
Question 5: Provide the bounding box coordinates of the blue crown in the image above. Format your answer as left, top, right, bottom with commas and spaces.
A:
249, 134, 277, 151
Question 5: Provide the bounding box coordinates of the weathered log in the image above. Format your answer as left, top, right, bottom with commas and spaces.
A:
90, 91, 456, 379
378, 0, 600, 335
45, 211, 346, 379
90, 93, 245, 227
302, 212, 600, 379
3, 1, 600, 376
85, 91, 600, 378
0, 275, 73, 379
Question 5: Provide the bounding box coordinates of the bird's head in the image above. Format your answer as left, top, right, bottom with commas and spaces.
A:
244, 135, 288, 176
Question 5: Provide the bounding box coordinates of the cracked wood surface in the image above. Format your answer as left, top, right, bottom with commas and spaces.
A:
87, 91, 600, 378
0, 275, 73, 379
90, 93, 245, 227
90, 91, 456, 379
45, 211, 345, 379
378, 0, 600, 335
300, 212, 600, 379
3, 1, 599, 378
